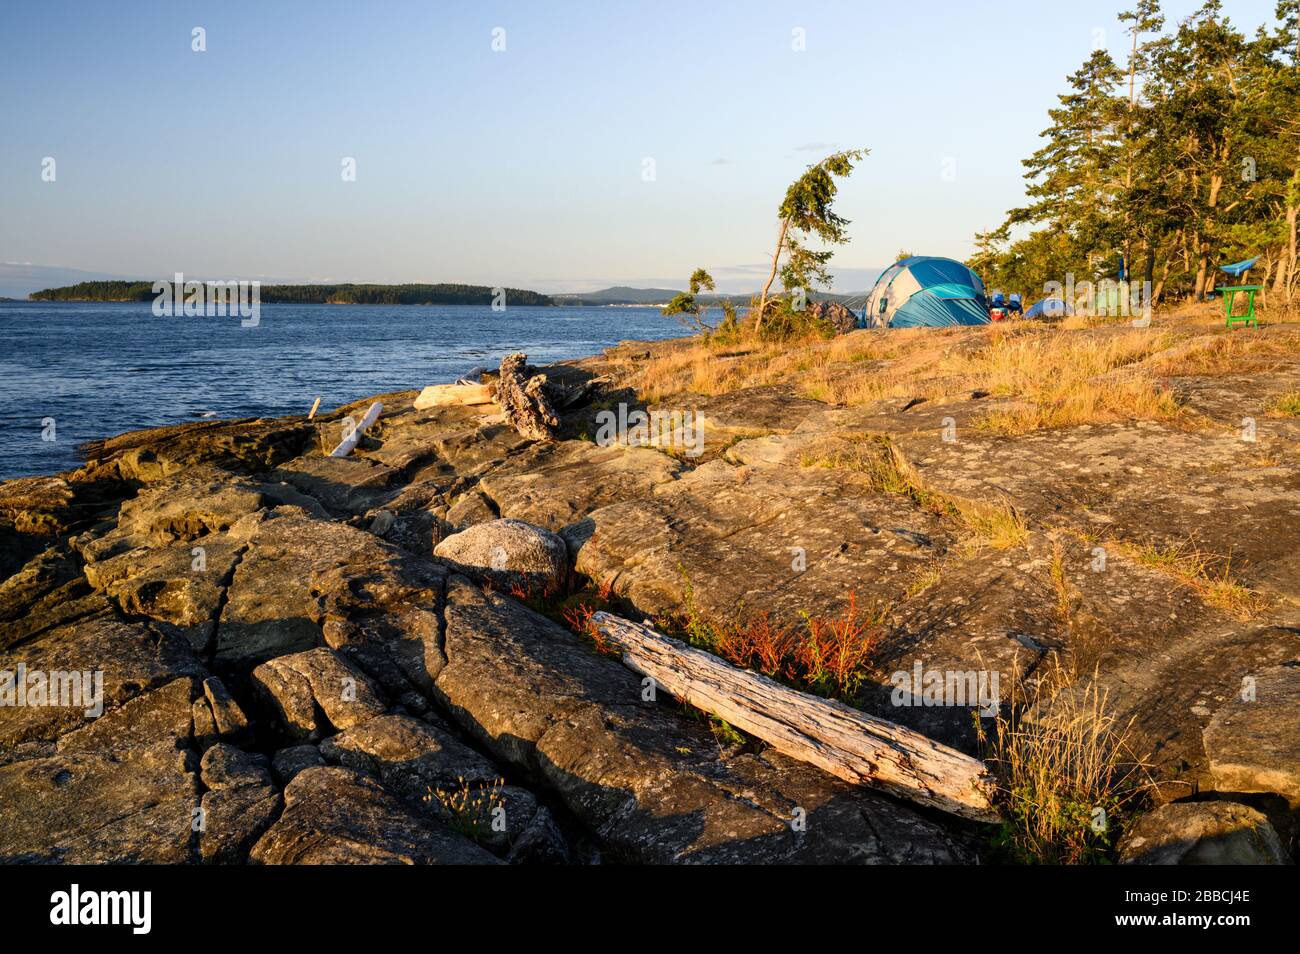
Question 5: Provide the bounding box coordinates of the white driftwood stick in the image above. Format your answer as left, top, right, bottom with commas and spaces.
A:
308, 396, 322, 420
413, 382, 497, 409
592, 611, 998, 822
329, 401, 383, 457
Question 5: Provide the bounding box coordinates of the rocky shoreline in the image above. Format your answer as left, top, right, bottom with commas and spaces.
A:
2, 325, 1298, 864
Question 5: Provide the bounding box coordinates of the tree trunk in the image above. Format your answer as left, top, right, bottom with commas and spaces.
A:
592, 612, 999, 822
494, 352, 558, 441
1284, 205, 1299, 302
1194, 174, 1224, 302
756, 219, 789, 333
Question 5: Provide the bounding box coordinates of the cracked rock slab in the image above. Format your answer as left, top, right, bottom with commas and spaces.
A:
251, 647, 386, 741
250, 766, 500, 865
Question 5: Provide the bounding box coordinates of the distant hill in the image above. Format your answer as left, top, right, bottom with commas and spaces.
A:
553, 286, 874, 307
552, 286, 683, 305
0, 263, 128, 300
28, 281, 555, 307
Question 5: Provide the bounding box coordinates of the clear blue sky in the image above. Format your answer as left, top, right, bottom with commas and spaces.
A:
0, 0, 1283, 293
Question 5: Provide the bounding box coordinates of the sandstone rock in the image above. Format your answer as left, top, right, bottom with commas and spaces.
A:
251, 647, 386, 741
198, 744, 281, 863
192, 698, 219, 750
318, 712, 499, 798
476, 441, 681, 531
83, 537, 244, 655
270, 455, 399, 517
506, 804, 571, 864
81, 472, 266, 561
56, 677, 197, 756
272, 744, 324, 785
566, 457, 950, 627
1119, 801, 1290, 864
434, 518, 568, 592
203, 676, 251, 742
215, 508, 441, 670
1203, 665, 1300, 801
0, 546, 103, 650
0, 740, 199, 863
250, 766, 500, 865
0, 617, 205, 747
444, 489, 498, 529
79, 416, 318, 481
0, 475, 81, 536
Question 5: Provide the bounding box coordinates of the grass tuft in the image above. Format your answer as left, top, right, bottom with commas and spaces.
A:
1123, 540, 1263, 620
976, 665, 1152, 864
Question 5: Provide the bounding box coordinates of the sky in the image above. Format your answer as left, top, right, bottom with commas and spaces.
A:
0, 0, 1286, 295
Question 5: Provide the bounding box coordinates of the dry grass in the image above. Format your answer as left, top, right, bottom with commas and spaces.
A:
424, 776, 507, 842
962, 332, 1182, 433
1122, 539, 1264, 620
802, 433, 1029, 549
1269, 389, 1300, 416
636, 330, 892, 403
626, 315, 1300, 437
976, 663, 1152, 864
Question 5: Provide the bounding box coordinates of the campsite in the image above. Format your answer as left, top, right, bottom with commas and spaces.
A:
1, 1, 1298, 935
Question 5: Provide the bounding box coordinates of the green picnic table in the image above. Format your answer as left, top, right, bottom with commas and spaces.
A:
1218, 284, 1261, 328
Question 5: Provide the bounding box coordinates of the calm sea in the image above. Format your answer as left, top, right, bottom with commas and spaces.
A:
0, 301, 686, 480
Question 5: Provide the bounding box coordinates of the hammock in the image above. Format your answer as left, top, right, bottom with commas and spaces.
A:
1219, 257, 1259, 278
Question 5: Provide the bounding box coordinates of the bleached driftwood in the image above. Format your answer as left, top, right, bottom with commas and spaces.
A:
413, 382, 497, 409
329, 401, 383, 457
495, 352, 558, 441
591, 611, 998, 822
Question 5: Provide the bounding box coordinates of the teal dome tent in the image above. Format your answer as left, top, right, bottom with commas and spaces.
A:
864, 256, 991, 328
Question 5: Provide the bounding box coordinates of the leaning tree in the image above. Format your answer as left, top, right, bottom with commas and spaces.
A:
755, 149, 866, 332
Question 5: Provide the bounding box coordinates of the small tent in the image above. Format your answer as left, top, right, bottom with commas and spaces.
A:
864, 256, 990, 328
1024, 297, 1073, 320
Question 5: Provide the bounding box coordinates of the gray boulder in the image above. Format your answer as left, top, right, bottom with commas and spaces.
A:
434, 518, 568, 592
1119, 801, 1290, 865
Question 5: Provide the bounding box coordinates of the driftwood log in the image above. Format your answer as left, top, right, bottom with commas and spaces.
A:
328, 401, 383, 458
413, 382, 496, 409
592, 611, 998, 822
494, 352, 558, 441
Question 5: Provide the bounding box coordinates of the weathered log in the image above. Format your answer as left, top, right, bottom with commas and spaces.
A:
413, 382, 497, 409
494, 352, 558, 441
329, 401, 382, 458
592, 611, 999, 822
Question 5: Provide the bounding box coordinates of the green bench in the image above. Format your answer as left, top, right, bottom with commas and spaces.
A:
1218, 284, 1262, 328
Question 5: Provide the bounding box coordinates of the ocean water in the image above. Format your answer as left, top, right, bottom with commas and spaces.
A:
0, 301, 686, 481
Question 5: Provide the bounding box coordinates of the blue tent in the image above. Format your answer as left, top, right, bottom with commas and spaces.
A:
1024, 297, 1073, 320
864, 256, 990, 328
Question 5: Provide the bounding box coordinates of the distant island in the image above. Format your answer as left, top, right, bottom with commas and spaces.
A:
29, 281, 555, 307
